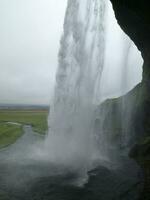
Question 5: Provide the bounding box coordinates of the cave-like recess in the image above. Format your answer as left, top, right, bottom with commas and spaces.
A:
110, 1, 150, 199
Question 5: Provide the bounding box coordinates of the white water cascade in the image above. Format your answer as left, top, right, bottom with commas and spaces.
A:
44, 0, 143, 171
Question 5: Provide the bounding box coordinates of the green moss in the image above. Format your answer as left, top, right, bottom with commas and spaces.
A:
0, 193, 9, 200
140, 136, 150, 145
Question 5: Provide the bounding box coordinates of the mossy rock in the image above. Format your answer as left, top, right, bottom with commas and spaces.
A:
129, 136, 150, 161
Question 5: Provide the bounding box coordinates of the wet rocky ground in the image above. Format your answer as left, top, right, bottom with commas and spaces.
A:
0, 126, 144, 200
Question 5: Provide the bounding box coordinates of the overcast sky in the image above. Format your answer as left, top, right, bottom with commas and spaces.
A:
0, 0, 143, 106
0, 0, 67, 105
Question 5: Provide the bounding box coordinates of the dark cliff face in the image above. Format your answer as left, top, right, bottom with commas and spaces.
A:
109, 0, 150, 61
109, 0, 150, 139
109, 1, 150, 198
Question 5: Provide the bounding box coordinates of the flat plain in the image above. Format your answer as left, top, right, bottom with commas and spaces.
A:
0, 109, 48, 148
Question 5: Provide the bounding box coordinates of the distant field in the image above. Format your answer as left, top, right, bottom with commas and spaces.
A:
0, 110, 48, 134
0, 109, 48, 148
0, 123, 22, 148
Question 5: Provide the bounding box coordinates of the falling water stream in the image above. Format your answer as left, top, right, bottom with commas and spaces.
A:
44, 0, 143, 171
45, 0, 107, 170
0, 0, 144, 199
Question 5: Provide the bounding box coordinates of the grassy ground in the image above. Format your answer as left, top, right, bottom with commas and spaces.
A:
0, 123, 22, 148
0, 110, 48, 134
0, 109, 48, 148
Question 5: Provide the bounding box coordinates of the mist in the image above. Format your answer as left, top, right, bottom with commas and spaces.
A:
0, 0, 142, 106
43, 0, 143, 171
0, 1, 144, 199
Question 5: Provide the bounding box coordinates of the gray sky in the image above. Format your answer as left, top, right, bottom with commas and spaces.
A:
0, 0, 67, 105
0, 0, 143, 105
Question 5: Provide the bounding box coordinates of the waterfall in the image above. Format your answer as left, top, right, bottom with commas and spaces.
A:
45, 0, 106, 170
44, 0, 143, 171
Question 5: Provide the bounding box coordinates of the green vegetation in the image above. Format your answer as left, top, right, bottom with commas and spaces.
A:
0, 123, 22, 148
0, 110, 48, 148
0, 110, 48, 134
